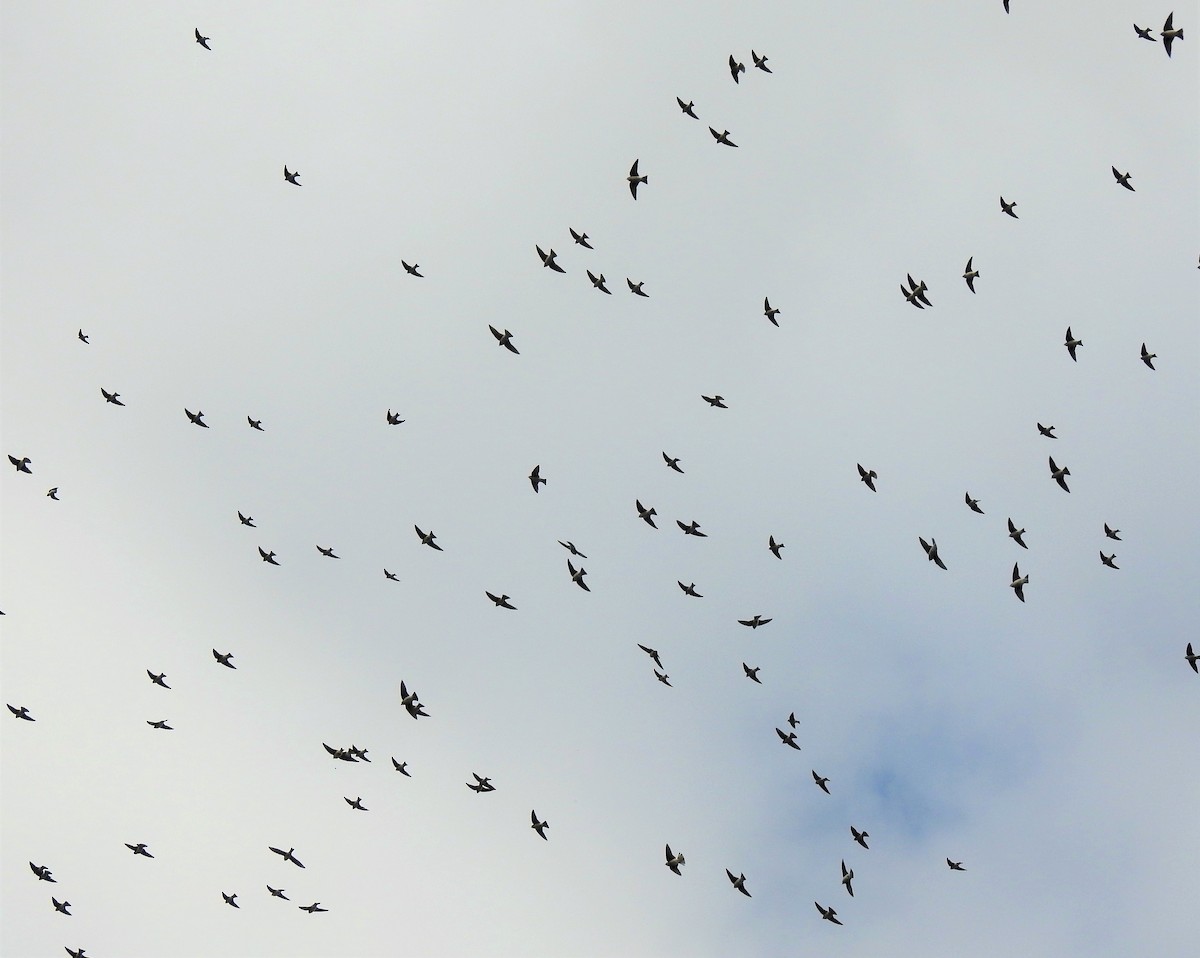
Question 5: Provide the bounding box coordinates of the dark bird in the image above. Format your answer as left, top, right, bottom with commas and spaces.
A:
238, 511, 255, 527
963, 256, 980, 293
637, 644, 663, 669
345, 797, 367, 810
1104, 523, 1122, 541
125, 843, 153, 858
267, 885, 289, 899
486, 591, 516, 610
323, 743, 357, 762
728, 54, 745, 82
752, 50, 772, 72
857, 463, 878, 491
247, 417, 264, 431
467, 773, 495, 793
762, 296, 781, 326
100, 388, 125, 406
147, 671, 170, 688
665, 844, 685, 874
900, 279, 926, 309
10, 455, 33, 473
567, 559, 590, 592
392, 757, 411, 776
947, 858, 966, 871
9, 704, 35, 721
965, 493, 984, 514
1065, 327, 1083, 361
384, 568, 399, 581
768, 535, 785, 558
787, 711, 800, 729
815, 902, 842, 925
1004, 0, 1010, 12
812, 771, 831, 794
1000, 196, 1018, 218
1135, 23, 1156, 40
1010, 563, 1029, 602
709, 127, 738, 147
347, 745, 370, 763
1162, 12, 1183, 56
400, 680, 429, 719
1048, 456, 1071, 492
653, 669, 672, 687
184, 408, 208, 428
569, 227, 593, 249
414, 526, 443, 551
212, 649, 236, 669
636, 499, 659, 528
402, 260, 423, 278
1037, 423, 1057, 439
851, 826, 870, 849
1186, 642, 1198, 673
701, 394, 727, 408
52, 897, 72, 914
269, 847, 305, 868
316, 545, 338, 558
586, 269, 611, 294
30, 862, 55, 881
1140, 343, 1157, 369
662, 452, 684, 473
627, 278, 649, 297
1100, 552, 1119, 569
1007, 519, 1028, 549
558, 540, 587, 558
841, 860, 855, 897
300, 902, 328, 913
258, 547, 279, 565
283, 166, 300, 186
195, 28, 210, 49
78, 329, 89, 343
676, 97, 698, 118
743, 663, 762, 684
727, 869, 752, 896
529, 465, 546, 492
738, 614, 772, 629
537, 245, 566, 272
906, 273, 932, 307
776, 728, 801, 749
386, 409, 405, 424
919, 536, 947, 570
531, 810, 549, 840
67, 949, 88, 957
222, 892, 239, 908
627, 159, 647, 199
1112, 167, 1135, 191
489, 325, 519, 354
147, 720, 173, 730
676, 519, 707, 537
678, 581, 702, 597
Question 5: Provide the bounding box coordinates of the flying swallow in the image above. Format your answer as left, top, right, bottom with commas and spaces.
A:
9, 705, 35, 721
627, 159, 647, 199
857, 463, 878, 491
743, 663, 762, 684
1010, 563, 1028, 602
569, 227, 593, 249
586, 270, 611, 294
851, 826, 870, 849
52, 897, 72, 914
386, 409, 405, 424
709, 127, 738, 147
345, 797, 367, 810
222, 891, 239, 907
654, 669, 672, 687
947, 858, 966, 871
147, 671, 170, 688
738, 614, 771, 628
8, 455, 32, 473
627, 278, 648, 297
267, 885, 289, 899
300, 902, 329, 913
1112, 167, 1135, 191
812, 771, 831, 794
963, 256, 979, 292
529, 465, 545, 492
678, 581, 702, 597
184, 408, 208, 428
965, 493, 984, 514
391, 757, 410, 776
468, 773, 495, 792
323, 743, 358, 762
558, 540, 588, 558
1140, 343, 1157, 369
537, 245, 566, 272
763, 297, 781, 325
1000, 196, 1018, 218
676, 97, 698, 118
147, 719, 173, 730
384, 568, 399, 581
247, 417, 264, 430
1186, 643, 1198, 673
30, 862, 55, 881
238, 511, 255, 527
662, 452, 683, 473
66, 949, 88, 958
1065, 327, 1083, 361
283, 166, 300, 185
776, 728, 801, 749
400, 680, 429, 719
78, 329, 89, 343
1007, 519, 1028, 549
787, 711, 800, 729
636, 499, 658, 528
727, 869, 752, 896
676, 519, 707, 537
1037, 423, 1056, 439
1048, 456, 1071, 492
702, 394, 727, 408
900, 281, 925, 309
637, 644, 663, 669
1100, 552, 1119, 569
815, 902, 842, 925
101, 388, 125, 406
919, 536, 947, 570
414, 526, 443, 551
1134, 24, 1155, 40
125, 843, 153, 858
213, 649, 236, 669
402, 260, 423, 277
489, 325, 520, 354
195, 28, 211, 49
728, 55, 745, 82
531, 810, 549, 840
1161, 12, 1183, 56
258, 547, 279, 565
841, 860, 855, 896
269, 847, 305, 868
567, 559, 590, 591
752, 50, 771, 72
1104, 524, 1121, 541
346, 745, 370, 763
316, 545, 339, 558
768, 535, 785, 558
906, 274, 932, 307
665, 844, 685, 874
486, 591, 516, 609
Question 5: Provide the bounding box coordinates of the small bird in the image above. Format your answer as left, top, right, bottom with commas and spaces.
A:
213, 649, 236, 669
1007, 519, 1028, 549
222, 892, 239, 908
489, 325, 519, 354
1000, 196, 1018, 218
702, 394, 727, 408
1140, 343, 1157, 369
269, 847, 305, 868
1104, 523, 1122, 541
1037, 423, 1057, 439
52, 897, 72, 915
900, 280, 925, 309
386, 409, 405, 424
316, 545, 338, 558
486, 591, 516, 609
569, 227, 593, 249
384, 568, 399, 581
247, 417, 264, 430
627, 278, 648, 297
400, 681, 429, 720
857, 463, 878, 491
537, 245, 566, 272
66, 949, 88, 958
78, 329, 89, 343
529, 465, 545, 492
267, 886, 289, 900
195, 28, 211, 49
815, 902, 843, 925
963, 256, 980, 293
323, 743, 358, 762
1186, 642, 1198, 673
627, 159, 648, 199
9, 705, 35, 721
147, 720, 173, 730
558, 540, 588, 558
1065, 327, 1083, 361
812, 771, 831, 794
675, 97, 698, 118
841, 860, 855, 897
1161, 12, 1184, 56
1134, 24, 1156, 40
636, 499, 659, 528
1112, 167, 1135, 191
1003, 1, 1010, 12
531, 810, 549, 840
1049, 456, 1071, 492
125, 843, 153, 858
677, 581, 702, 597
347, 745, 371, 763
738, 614, 772, 628
402, 260, 423, 278
727, 869, 752, 896
414, 526, 443, 551
238, 511, 255, 527
653, 668, 672, 687
567, 559, 590, 592
965, 493, 984, 514
637, 644, 663, 669
906, 273, 932, 307
676, 519, 707, 537
184, 408, 208, 428
743, 663, 762, 684
947, 859, 966, 871
851, 826, 870, 849
467, 773, 495, 793
8, 455, 32, 473
345, 797, 367, 810
100, 388, 125, 406
1100, 552, 1119, 569
665, 844, 685, 875
283, 166, 300, 185
709, 127, 738, 147
258, 546, 279, 565
30, 862, 55, 881
586, 270, 611, 294
728, 54, 746, 82
776, 728, 801, 749
300, 902, 329, 913
768, 535, 785, 558
920, 537, 947, 570
147, 671, 170, 688
763, 297, 781, 326
751, 50, 771, 72
787, 711, 800, 729
391, 757, 410, 776
662, 452, 684, 473
1010, 563, 1029, 602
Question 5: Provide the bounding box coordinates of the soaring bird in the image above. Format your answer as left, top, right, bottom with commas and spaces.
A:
345, 797, 367, 810
709, 127, 738, 147
776, 728, 801, 749
258, 547, 279, 565
768, 535, 785, 558
763, 297, 781, 325
467, 773, 495, 793
728, 54, 746, 82
653, 669, 672, 687
1000, 196, 1018, 218
316, 545, 339, 558
222, 892, 239, 908
1064, 327, 1083, 361
30, 862, 55, 881
195, 28, 211, 49
213, 649, 236, 669
414, 526, 443, 551
66, 949, 88, 958
386, 409, 405, 424
147, 720, 173, 730
283, 166, 300, 185
300, 902, 329, 913
702, 394, 727, 408
919, 537, 947, 570
529, 464, 546, 492
727, 869, 752, 896
323, 743, 358, 762
486, 591, 516, 610
569, 227, 593, 249
851, 826, 870, 849
402, 261, 423, 278
267, 885, 289, 899
586, 270, 611, 294
1104, 523, 1122, 541
238, 511, 255, 527
1010, 563, 1029, 602
738, 614, 772, 628
900, 279, 926, 309
391, 757, 410, 776
965, 493, 984, 514
678, 581, 702, 597
841, 860, 855, 896
531, 810, 549, 840
947, 858, 966, 871
100, 388, 125, 406
787, 711, 800, 729
1161, 12, 1184, 56
489, 325, 519, 354
627, 159, 647, 199
1100, 552, 1119, 569
963, 257, 980, 292
815, 902, 843, 925
675, 97, 698, 118
567, 559, 590, 592
665, 844, 685, 875
812, 771, 831, 794
1112, 167, 1135, 191
147, 671, 170, 688
400, 681, 429, 719
627, 278, 649, 297
52, 897, 72, 914
8, 455, 32, 473
1186, 643, 1198, 673
1048, 456, 1071, 492
558, 540, 588, 558
743, 663, 762, 684
78, 329, 89, 343
752, 50, 771, 72
1037, 423, 1057, 439
676, 519, 707, 537
637, 644, 663, 669
125, 843, 153, 858
537, 245, 566, 272
857, 463, 878, 491
1140, 343, 1157, 369
384, 568, 399, 581
1134, 24, 1156, 40
636, 499, 659, 528
906, 274, 932, 307
9, 704, 35, 721
269, 847, 305, 868
1007, 519, 1028, 549
663, 452, 684, 473
247, 417, 264, 430
184, 408, 208, 428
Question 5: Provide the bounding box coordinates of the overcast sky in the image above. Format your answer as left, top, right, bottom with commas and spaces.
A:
2, 2, 1198, 956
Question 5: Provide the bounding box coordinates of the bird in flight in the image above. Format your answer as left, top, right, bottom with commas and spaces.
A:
316, 545, 339, 558
9, 705, 35, 721
1140, 343, 1157, 369
184, 408, 208, 428
300, 902, 329, 913
52, 897, 71, 914
1000, 196, 1019, 218
258, 547, 279, 565
1186, 643, 1198, 673
529, 464, 546, 492
1134, 24, 1156, 40
195, 28, 211, 49
537, 245, 566, 272
1103, 523, 1121, 541
386, 409, 405, 425
467, 773, 495, 793
30, 862, 55, 881
676, 97, 698, 118
247, 417, 264, 430
1037, 423, 1056, 439
739, 614, 772, 628
763, 297, 781, 326
815, 902, 842, 925
787, 711, 799, 729
812, 770, 831, 794
414, 526, 443, 551
147, 671, 170, 688
841, 860, 855, 896
391, 757, 411, 776
743, 663, 762, 684
1065, 327, 1083, 361
963, 257, 980, 292
1010, 563, 1029, 602
222, 892, 239, 908
965, 493, 984, 514
402, 261, 424, 278
384, 568, 399, 581
677, 581, 702, 597
1112, 167, 1135, 191
900, 274, 930, 309
709, 127, 738, 147
147, 719, 173, 730
1048, 456, 1071, 492
569, 227, 593, 249
752, 50, 771, 72
727, 869, 752, 896
486, 591, 516, 610
676, 519, 707, 537
627, 278, 648, 297
267, 885, 289, 899
776, 728, 801, 750
627, 159, 648, 199
653, 669, 672, 687
269, 847, 305, 868
125, 843, 153, 858
489, 325, 519, 354
665, 844, 686, 875
637, 644, 663, 669
400, 681, 429, 719
947, 858, 966, 871
8, 455, 31, 473
586, 270, 611, 294
238, 511, 255, 527
558, 540, 587, 558
531, 810, 549, 840
702, 394, 727, 408
100, 388, 124, 406
1161, 12, 1184, 56
567, 559, 590, 592
851, 826, 870, 849
857, 463, 878, 491
728, 55, 746, 82
213, 649, 236, 669
78, 329, 89, 343
1100, 552, 1119, 569
919, 537, 947, 570
662, 452, 684, 473
345, 797, 367, 810
768, 535, 785, 558
636, 500, 658, 528
283, 166, 300, 186
1007, 519, 1028, 549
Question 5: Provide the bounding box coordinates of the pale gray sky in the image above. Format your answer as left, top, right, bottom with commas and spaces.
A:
3, 2, 1198, 956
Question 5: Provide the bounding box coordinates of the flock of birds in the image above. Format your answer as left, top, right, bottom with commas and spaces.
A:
4, 9, 1194, 956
